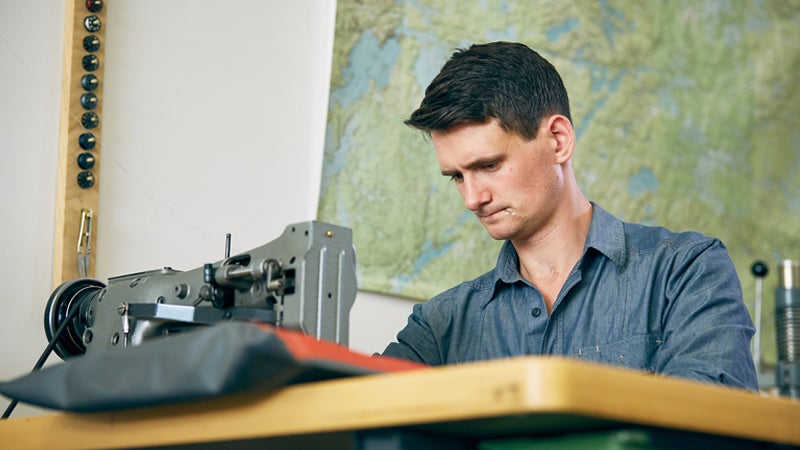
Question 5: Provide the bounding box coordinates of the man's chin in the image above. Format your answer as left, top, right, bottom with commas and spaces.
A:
482, 224, 512, 241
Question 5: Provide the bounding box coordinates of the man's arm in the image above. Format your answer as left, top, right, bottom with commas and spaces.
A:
655, 239, 758, 390
382, 302, 443, 365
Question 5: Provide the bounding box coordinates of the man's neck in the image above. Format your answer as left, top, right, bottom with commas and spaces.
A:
513, 197, 593, 311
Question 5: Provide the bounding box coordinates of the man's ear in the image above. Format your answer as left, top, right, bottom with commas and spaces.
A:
546, 114, 576, 164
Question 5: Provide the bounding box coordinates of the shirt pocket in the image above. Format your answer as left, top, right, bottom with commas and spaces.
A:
572, 333, 662, 372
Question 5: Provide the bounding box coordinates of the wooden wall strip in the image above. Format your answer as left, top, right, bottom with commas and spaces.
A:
53, 0, 106, 287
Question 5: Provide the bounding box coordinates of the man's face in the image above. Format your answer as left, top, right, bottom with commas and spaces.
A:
431, 119, 567, 244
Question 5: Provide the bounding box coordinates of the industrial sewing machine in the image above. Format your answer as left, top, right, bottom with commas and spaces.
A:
43, 221, 358, 359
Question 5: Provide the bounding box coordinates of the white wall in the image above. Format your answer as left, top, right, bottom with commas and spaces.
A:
0, 0, 416, 418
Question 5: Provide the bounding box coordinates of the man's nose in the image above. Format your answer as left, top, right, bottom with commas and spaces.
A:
461, 176, 490, 211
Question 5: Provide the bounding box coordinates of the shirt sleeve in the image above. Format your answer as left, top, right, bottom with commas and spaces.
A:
655, 238, 759, 390
381, 302, 444, 365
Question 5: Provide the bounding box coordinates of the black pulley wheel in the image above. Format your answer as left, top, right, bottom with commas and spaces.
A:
44, 278, 106, 359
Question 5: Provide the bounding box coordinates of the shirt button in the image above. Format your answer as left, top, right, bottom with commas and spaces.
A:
531, 308, 542, 317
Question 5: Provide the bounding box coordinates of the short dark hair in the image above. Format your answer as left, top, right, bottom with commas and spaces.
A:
405, 42, 571, 141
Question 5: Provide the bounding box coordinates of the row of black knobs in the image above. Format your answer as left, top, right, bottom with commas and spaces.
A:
77, 0, 104, 189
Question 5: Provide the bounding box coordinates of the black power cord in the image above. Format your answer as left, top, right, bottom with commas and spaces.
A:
1, 300, 83, 419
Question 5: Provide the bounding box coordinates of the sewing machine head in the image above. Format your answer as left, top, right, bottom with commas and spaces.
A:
44, 221, 358, 359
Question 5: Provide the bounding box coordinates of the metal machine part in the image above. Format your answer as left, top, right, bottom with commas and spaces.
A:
44, 221, 358, 360
776, 259, 800, 398
751, 261, 768, 373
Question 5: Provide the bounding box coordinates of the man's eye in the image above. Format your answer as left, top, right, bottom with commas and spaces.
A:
449, 173, 463, 182
482, 162, 498, 170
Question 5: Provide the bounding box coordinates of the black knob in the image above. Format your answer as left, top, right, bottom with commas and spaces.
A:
86, 0, 103, 13
78, 132, 96, 149
82, 35, 101, 52
81, 74, 99, 91
82, 54, 99, 71
80, 92, 98, 110
81, 112, 99, 129
77, 171, 95, 189
751, 261, 769, 278
84, 15, 102, 32
77, 152, 95, 170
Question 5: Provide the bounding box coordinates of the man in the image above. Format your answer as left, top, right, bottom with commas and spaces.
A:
382, 42, 758, 390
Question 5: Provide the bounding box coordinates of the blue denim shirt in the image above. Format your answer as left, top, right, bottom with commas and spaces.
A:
382, 203, 758, 390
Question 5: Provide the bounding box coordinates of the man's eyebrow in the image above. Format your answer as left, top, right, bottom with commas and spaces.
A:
440, 168, 459, 177
441, 155, 503, 176
465, 156, 502, 168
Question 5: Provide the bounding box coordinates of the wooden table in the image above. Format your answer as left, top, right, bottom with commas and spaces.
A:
1, 356, 798, 449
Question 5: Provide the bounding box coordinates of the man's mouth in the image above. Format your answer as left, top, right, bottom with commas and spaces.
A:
477, 208, 513, 219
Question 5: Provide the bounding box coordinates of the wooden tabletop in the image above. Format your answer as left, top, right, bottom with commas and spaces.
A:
1, 356, 798, 449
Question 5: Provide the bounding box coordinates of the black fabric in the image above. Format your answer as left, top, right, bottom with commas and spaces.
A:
0, 322, 375, 413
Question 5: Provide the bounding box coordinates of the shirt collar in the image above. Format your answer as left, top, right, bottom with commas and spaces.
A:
487, 202, 627, 306
584, 201, 628, 268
